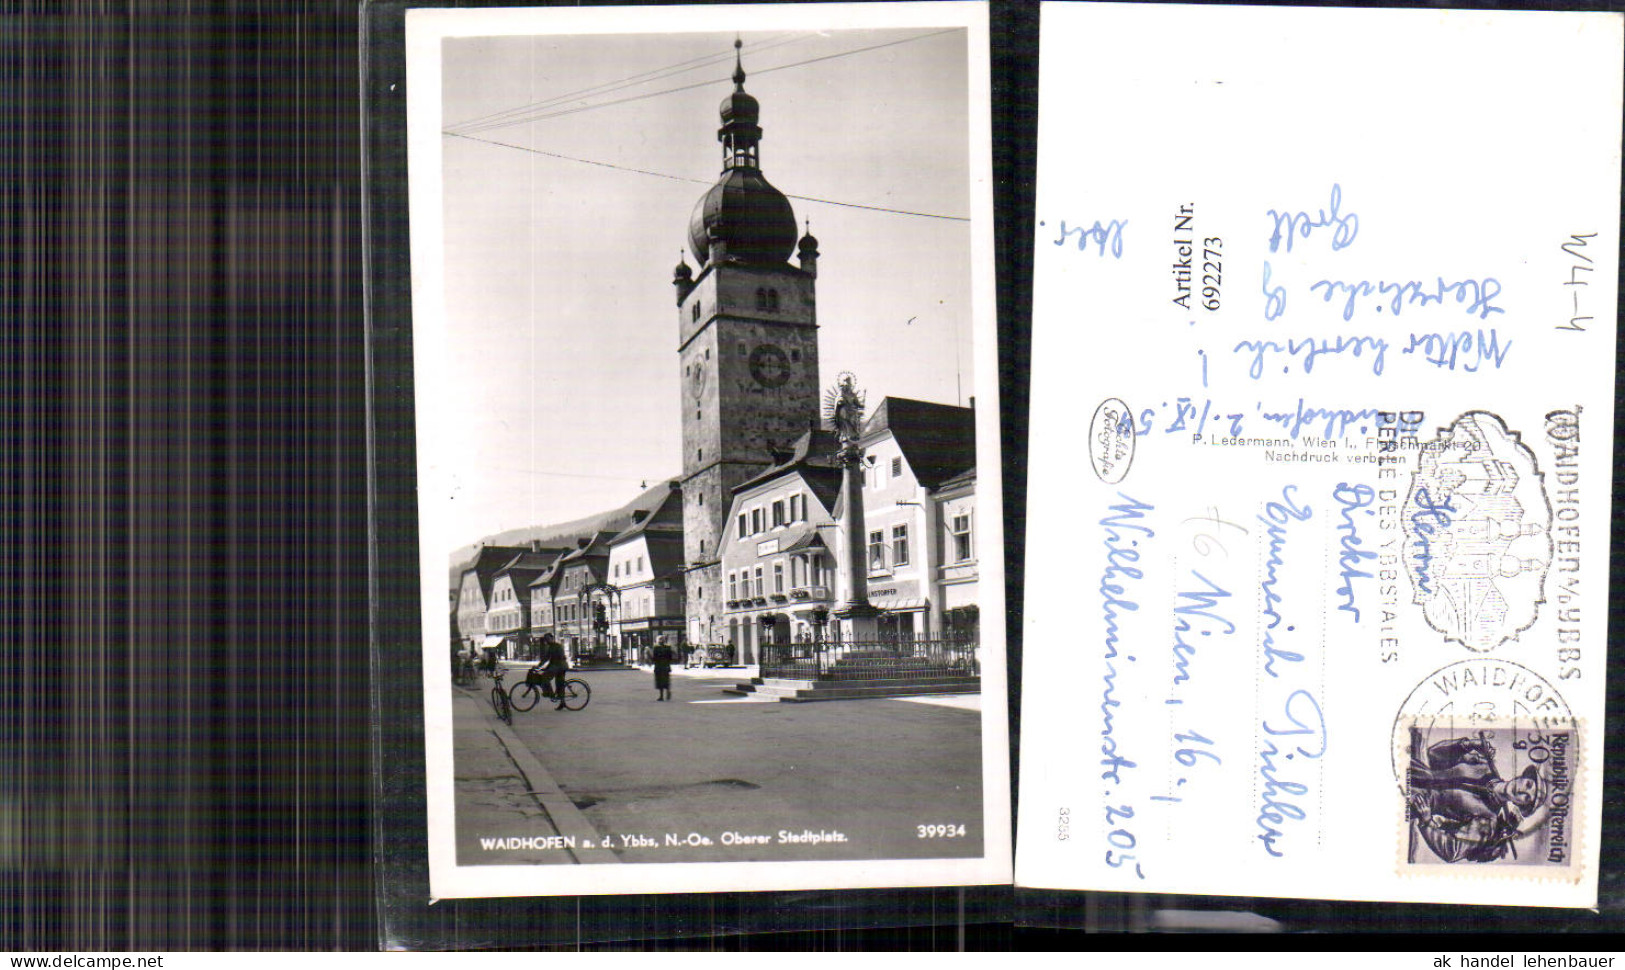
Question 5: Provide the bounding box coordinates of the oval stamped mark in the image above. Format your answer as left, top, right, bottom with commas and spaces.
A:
1401, 411, 1553, 652
1089, 398, 1135, 485
1390, 660, 1581, 875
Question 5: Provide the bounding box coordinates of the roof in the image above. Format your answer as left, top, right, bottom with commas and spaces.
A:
733, 427, 844, 512
492, 551, 558, 606
609, 483, 684, 545
498, 550, 561, 573
937, 466, 977, 490
862, 397, 975, 489
458, 545, 529, 599
449, 477, 680, 573
559, 531, 617, 570
644, 532, 688, 580
528, 558, 567, 594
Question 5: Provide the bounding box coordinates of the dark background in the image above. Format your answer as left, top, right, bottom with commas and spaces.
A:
2, 0, 1621, 951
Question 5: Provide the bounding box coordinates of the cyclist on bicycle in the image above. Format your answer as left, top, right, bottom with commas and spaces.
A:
533, 633, 570, 711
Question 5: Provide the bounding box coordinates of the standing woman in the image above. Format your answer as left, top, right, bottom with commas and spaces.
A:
652, 636, 675, 701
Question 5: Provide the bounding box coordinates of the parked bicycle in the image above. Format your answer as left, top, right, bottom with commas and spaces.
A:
489, 667, 512, 725
509, 667, 591, 712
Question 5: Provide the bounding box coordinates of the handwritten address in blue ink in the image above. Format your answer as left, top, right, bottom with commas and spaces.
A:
1255, 689, 1326, 858
1098, 494, 1155, 880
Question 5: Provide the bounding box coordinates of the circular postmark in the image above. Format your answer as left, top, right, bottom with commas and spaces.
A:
1391, 659, 1574, 780
1089, 398, 1136, 485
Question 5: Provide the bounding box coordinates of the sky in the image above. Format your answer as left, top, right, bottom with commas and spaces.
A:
429, 24, 979, 546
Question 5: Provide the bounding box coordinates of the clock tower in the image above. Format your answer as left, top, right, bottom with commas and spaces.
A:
671, 40, 822, 646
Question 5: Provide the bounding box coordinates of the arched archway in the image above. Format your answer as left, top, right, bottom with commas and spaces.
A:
759, 612, 793, 647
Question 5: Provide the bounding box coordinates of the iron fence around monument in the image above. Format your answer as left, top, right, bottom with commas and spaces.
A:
758, 635, 979, 681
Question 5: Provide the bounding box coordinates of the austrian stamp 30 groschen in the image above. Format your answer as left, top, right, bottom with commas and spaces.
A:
1402, 720, 1579, 872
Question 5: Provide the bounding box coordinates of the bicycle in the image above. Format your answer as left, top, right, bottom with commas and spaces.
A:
509, 668, 591, 712
489, 667, 512, 725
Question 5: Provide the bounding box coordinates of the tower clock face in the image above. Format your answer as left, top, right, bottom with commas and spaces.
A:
748, 343, 792, 388
690, 359, 707, 401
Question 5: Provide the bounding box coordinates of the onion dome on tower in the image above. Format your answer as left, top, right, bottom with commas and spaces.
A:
797, 219, 819, 277
687, 39, 799, 267
672, 250, 696, 305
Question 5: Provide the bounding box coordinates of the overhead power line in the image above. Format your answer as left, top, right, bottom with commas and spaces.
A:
444, 131, 970, 223
445, 29, 960, 135
466, 464, 657, 485
446, 33, 808, 135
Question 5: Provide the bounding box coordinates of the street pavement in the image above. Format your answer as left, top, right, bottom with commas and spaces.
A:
450, 684, 575, 866
451, 661, 985, 866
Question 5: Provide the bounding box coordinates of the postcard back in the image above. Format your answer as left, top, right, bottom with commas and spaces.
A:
1016, 3, 1621, 908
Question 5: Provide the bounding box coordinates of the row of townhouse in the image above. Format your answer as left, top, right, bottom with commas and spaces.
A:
450, 397, 980, 667
452, 483, 689, 663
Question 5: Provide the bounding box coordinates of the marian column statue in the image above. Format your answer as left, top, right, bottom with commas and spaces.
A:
827, 373, 882, 642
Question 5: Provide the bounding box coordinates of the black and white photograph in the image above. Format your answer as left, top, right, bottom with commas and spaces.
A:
407, 3, 1008, 898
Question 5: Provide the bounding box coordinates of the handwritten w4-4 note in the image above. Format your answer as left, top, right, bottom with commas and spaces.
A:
1017, 3, 1621, 907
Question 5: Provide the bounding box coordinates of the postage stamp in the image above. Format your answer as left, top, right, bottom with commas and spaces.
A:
1399, 718, 1580, 874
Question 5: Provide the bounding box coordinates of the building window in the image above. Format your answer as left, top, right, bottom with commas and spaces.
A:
755, 287, 768, 309
868, 530, 886, 571
768, 289, 779, 311
892, 524, 910, 566
891, 457, 903, 478
771, 500, 785, 527
637, 556, 644, 571
698, 492, 704, 506
738, 341, 747, 357
952, 513, 973, 561
773, 561, 784, 593
692, 301, 700, 322
753, 565, 764, 597
751, 508, 763, 534
728, 573, 737, 600
697, 448, 703, 462
737, 513, 748, 538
